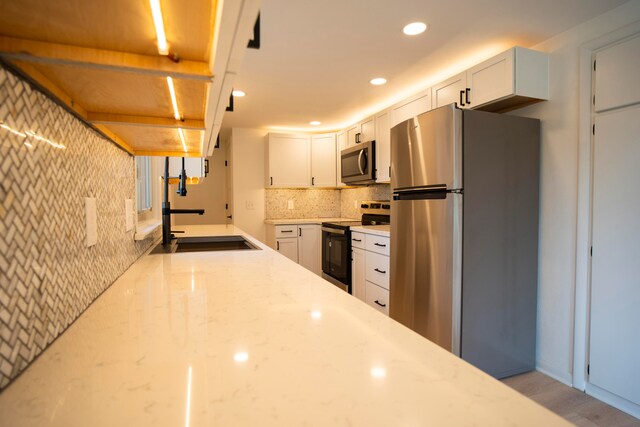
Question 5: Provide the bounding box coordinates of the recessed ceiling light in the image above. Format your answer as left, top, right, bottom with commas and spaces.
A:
403, 22, 428, 36
232, 90, 246, 97
370, 78, 387, 86
309, 121, 321, 126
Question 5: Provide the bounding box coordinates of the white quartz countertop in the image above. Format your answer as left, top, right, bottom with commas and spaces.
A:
0, 224, 568, 426
264, 217, 356, 224
350, 224, 390, 237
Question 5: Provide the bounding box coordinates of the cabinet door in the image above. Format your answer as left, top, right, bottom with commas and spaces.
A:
276, 238, 298, 262
433, 72, 467, 109
336, 131, 347, 187
298, 224, 321, 275
311, 133, 337, 187
391, 88, 432, 127
352, 247, 366, 301
346, 125, 359, 147
466, 49, 514, 108
359, 116, 376, 143
267, 133, 310, 187
375, 110, 391, 183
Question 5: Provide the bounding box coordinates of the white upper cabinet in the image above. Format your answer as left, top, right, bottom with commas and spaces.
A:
311, 133, 337, 187
345, 115, 376, 147
391, 88, 432, 127
467, 46, 548, 111
266, 133, 311, 188
375, 109, 391, 183
433, 72, 468, 109
594, 34, 640, 112
336, 131, 347, 187
432, 47, 548, 112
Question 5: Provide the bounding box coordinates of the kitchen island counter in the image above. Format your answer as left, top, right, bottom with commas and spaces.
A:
0, 225, 568, 426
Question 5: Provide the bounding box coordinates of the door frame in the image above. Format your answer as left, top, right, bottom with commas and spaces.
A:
574, 21, 640, 417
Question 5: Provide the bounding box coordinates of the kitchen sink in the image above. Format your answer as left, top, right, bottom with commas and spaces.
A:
151, 235, 261, 254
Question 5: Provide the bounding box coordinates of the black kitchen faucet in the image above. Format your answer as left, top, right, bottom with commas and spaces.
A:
162, 157, 204, 245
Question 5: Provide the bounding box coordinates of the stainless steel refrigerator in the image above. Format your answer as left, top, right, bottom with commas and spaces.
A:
390, 104, 540, 379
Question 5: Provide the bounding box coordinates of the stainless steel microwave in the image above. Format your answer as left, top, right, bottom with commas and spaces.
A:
341, 140, 376, 184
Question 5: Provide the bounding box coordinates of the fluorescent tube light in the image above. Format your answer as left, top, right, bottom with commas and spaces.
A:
149, 0, 169, 55
178, 128, 187, 152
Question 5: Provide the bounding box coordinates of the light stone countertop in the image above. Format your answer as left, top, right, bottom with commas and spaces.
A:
264, 217, 356, 224
350, 224, 390, 237
0, 224, 569, 426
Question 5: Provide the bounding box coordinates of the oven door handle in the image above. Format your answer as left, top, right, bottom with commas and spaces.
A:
321, 227, 346, 235
357, 149, 366, 175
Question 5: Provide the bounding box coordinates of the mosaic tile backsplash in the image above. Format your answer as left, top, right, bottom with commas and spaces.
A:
265, 189, 341, 219
340, 185, 392, 219
0, 66, 154, 390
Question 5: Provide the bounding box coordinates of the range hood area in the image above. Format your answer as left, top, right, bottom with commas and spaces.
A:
0, 0, 260, 157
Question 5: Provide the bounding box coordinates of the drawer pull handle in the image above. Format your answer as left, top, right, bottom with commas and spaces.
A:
281, 230, 294, 233
374, 300, 386, 308
352, 238, 362, 242
374, 243, 387, 247
374, 268, 386, 274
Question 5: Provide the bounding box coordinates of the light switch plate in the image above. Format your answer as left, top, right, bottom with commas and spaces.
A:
85, 197, 97, 247
125, 199, 134, 231
287, 200, 294, 210
246, 200, 255, 210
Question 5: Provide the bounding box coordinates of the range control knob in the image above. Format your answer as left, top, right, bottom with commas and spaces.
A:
370, 203, 381, 208
382, 204, 390, 209
361, 204, 369, 209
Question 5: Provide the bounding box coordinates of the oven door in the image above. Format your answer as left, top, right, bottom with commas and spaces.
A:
321, 227, 351, 292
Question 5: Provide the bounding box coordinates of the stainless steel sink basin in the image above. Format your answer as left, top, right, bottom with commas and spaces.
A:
151, 235, 260, 254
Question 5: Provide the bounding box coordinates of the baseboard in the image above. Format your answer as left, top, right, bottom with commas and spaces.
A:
536, 361, 573, 386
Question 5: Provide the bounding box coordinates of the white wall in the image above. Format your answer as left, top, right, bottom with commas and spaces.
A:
230, 128, 267, 242
509, 1, 640, 385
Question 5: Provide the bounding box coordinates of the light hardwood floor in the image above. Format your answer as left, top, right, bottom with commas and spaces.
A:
503, 371, 640, 426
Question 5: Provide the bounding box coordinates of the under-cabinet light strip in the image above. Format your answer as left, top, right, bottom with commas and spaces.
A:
178, 128, 187, 152
166, 76, 181, 120
149, 0, 169, 55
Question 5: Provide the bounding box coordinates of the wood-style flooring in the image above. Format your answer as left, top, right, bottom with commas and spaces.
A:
503, 371, 640, 426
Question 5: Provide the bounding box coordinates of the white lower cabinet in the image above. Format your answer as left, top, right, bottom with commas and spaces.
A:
267, 223, 322, 276
276, 237, 298, 262
351, 231, 390, 316
352, 247, 366, 300
365, 281, 389, 316
298, 224, 321, 275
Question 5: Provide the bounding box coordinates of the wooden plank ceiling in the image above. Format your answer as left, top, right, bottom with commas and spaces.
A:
0, 0, 217, 157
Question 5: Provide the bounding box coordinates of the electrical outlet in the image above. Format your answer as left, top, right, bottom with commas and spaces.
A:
354, 200, 358, 209
246, 200, 255, 210
287, 200, 294, 210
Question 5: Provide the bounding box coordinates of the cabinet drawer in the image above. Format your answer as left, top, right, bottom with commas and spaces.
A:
365, 251, 390, 289
365, 234, 390, 256
275, 225, 298, 238
351, 232, 365, 249
365, 281, 389, 316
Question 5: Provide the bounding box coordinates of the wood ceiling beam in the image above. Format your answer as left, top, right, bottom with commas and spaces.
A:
87, 112, 205, 130
0, 36, 213, 82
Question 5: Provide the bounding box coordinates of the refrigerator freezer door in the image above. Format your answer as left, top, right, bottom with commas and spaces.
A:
390, 104, 462, 191
390, 193, 462, 353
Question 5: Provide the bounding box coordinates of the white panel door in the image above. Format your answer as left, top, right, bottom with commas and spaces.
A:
267, 134, 310, 187
595, 34, 640, 112
352, 247, 366, 301
589, 105, 640, 406
346, 125, 359, 147
298, 224, 321, 275
276, 238, 298, 262
433, 72, 467, 109
359, 116, 376, 143
466, 48, 514, 108
375, 110, 391, 183
311, 133, 336, 187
